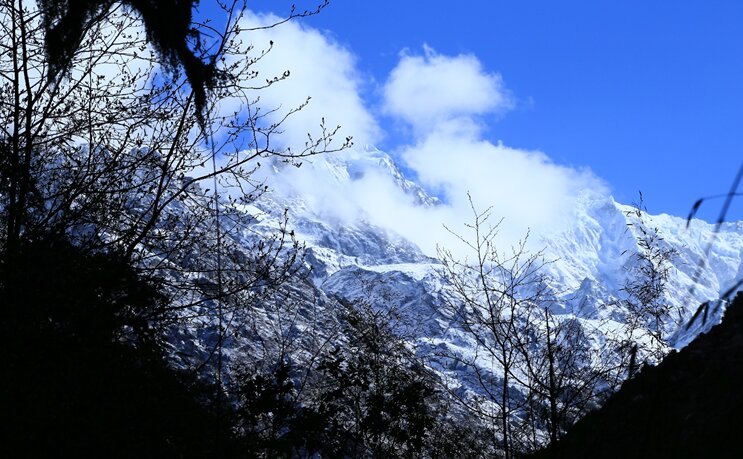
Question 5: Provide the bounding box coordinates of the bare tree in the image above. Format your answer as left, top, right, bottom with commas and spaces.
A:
511, 307, 610, 449
437, 195, 618, 454
615, 195, 679, 376
436, 195, 549, 457
0, 0, 351, 375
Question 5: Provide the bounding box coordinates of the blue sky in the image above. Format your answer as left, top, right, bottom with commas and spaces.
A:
208, 0, 742, 223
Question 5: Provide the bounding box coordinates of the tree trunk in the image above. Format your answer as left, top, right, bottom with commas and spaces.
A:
545, 312, 559, 446
502, 353, 510, 459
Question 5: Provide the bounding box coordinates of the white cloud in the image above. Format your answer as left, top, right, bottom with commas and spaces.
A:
382, 45, 512, 135
397, 125, 606, 252
228, 23, 607, 258
221, 13, 381, 150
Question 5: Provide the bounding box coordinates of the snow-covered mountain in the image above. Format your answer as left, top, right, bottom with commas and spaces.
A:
188, 146, 743, 404
246, 146, 742, 334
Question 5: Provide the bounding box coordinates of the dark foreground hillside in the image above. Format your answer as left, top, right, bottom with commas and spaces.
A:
533, 292, 743, 458
0, 240, 229, 456
0, 239, 486, 457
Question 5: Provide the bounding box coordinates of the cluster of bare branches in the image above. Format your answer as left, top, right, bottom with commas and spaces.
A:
435, 195, 677, 456
0, 0, 349, 374
684, 162, 743, 330
612, 196, 679, 374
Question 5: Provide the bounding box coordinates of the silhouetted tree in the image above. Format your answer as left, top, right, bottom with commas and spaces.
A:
228, 297, 491, 458
0, 0, 350, 373
37, 0, 329, 115
512, 309, 607, 449
436, 196, 549, 457
0, 0, 348, 453
312, 300, 438, 457
437, 195, 617, 455
613, 196, 678, 377
0, 237, 235, 455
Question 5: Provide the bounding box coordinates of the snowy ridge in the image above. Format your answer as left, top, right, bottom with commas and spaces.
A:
199, 145, 743, 404
247, 147, 743, 340
543, 194, 743, 345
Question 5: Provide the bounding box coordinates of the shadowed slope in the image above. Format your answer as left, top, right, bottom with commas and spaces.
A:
532, 291, 743, 458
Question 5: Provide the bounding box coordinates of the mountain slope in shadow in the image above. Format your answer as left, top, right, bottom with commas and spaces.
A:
532, 292, 743, 458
